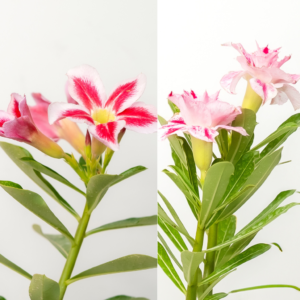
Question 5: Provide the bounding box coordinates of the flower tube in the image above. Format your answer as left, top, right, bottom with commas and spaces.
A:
48, 64, 157, 151
30, 93, 85, 156
0, 94, 65, 158
159, 90, 247, 183
221, 42, 300, 112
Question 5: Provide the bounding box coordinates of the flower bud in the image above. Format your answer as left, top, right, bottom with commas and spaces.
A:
191, 136, 212, 185
85, 130, 92, 159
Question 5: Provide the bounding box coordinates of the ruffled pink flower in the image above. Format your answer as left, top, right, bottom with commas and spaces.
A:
49, 65, 157, 151
30, 93, 85, 156
159, 91, 247, 143
220, 42, 300, 110
0, 94, 64, 158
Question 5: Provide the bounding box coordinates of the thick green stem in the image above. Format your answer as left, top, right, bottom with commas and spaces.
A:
203, 223, 218, 295
186, 219, 205, 300
242, 81, 262, 113
58, 204, 91, 299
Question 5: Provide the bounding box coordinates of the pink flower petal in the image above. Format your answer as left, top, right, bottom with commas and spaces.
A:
67, 64, 106, 111
0, 111, 14, 133
188, 126, 218, 142
105, 73, 146, 114
159, 115, 187, 140
48, 102, 94, 125
280, 84, 300, 110
65, 82, 78, 104
7, 93, 23, 118
117, 102, 157, 133
271, 89, 289, 106
220, 71, 244, 94
88, 120, 126, 151
250, 78, 277, 103
214, 124, 248, 136
31, 93, 51, 106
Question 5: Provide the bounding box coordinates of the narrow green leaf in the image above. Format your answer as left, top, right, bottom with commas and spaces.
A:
158, 115, 187, 168
29, 274, 59, 300
216, 129, 228, 159
205, 202, 299, 253
32, 225, 71, 258
230, 284, 300, 294
217, 148, 282, 221
0, 297, 6, 300
251, 122, 299, 151
158, 242, 186, 294
200, 244, 271, 286
111, 166, 147, 186
86, 174, 119, 212
215, 216, 236, 267
67, 255, 157, 285
158, 217, 188, 252
0, 254, 32, 280
226, 109, 256, 164
105, 296, 148, 300
0, 142, 80, 221
204, 293, 228, 300
158, 232, 182, 270
86, 215, 157, 237
20, 157, 85, 195
168, 100, 180, 114
158, 191, 190, 238
200, 162, 234, 228
181, 251, 204, 285
0, 181, 73, 240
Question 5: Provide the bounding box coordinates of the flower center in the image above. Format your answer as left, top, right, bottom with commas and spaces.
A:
92, 109, 116, 125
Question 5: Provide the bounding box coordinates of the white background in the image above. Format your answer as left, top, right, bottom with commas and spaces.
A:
0, 1, 157, 299
158, 0, 300, 299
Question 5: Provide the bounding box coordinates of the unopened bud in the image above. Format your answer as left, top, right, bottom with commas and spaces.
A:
85, 130, 92, 159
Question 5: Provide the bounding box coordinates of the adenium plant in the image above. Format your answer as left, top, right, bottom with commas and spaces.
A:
0, 65, 157, 300
158, 42, 300, 300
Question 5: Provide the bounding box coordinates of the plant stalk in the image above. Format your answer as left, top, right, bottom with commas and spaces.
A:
203, 223, 218, 295
58, 204, 91, 299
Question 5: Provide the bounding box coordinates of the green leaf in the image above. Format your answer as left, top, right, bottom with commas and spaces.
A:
158, 232, 182, 270
205, 202, 299, 253
216, 129, 228, 159
105, 296, 148, 300
86, 174, 119, 212
0, 297, 6, 300
86, 215, 157, 237
217, 148, 282, 221
0, 142, 80, 221
163, 169, 199, 218
251, 122, 299, 151
158, 242, 186, 294
230, 284, 300, 294
158, 217, 188, 252
204, 293, 228, 300
215, 216, 236, 267
20, 157, 85, 196
200, 162, 234, 228
32, 225, 71, 258
29, 274, 60, 300
158, 115, 187, 168
0, 181, 73, 240
158, 191, 190, 238
0, 253, 32, 280
181, 251, 204, 285
168, 100, 180, 114
111, 166, 147, 186
67, 254, 157, 285
200, 244, 271, 286
226, 109, 256, 164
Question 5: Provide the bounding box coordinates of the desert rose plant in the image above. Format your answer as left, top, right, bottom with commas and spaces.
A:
0, 65, 157, 300
158, 43, 300, 300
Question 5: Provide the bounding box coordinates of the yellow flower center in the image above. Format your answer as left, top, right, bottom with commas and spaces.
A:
92, 109, 116, 125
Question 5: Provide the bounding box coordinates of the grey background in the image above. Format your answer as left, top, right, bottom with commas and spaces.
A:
158, 0, 300, 299
0, 1, 157, 299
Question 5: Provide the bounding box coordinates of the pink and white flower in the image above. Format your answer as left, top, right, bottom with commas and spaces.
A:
220, 42, 300, 110
0, 94, 65, 158
159, 90, 247, 142
49, 65, 157, 151
30, 93, 85, 156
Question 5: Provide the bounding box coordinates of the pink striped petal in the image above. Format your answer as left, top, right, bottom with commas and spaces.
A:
214, 124, 248, 136
159, 117, 187, 141
31, 93, 51, 106
117, 102, 157, 133
0, 111, 14, 133
250, 78, 277, 104
67, 64, 106, 111
65, 82, 78, 104
105, 73, 146, 114
220, 71, 244, 94
188, 126, 218, 143
279, 85, 300, 110
88, 120, 126, 151
271, 89, 289, 106
7, 93, 23, 117
48, 102, 94, 125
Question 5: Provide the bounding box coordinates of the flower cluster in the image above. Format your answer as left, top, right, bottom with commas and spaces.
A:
0, 65, 157, 158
